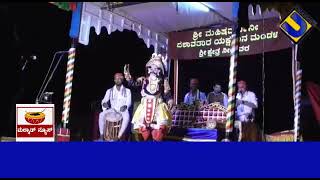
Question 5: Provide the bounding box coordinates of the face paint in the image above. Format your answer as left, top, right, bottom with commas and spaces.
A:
143, 57, 165, 95
146, 74, 160, 94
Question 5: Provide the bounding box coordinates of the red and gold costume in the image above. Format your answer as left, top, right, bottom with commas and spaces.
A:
131, 53, 172, 141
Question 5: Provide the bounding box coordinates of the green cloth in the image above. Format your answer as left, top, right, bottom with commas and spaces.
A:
50, 2, 76, 11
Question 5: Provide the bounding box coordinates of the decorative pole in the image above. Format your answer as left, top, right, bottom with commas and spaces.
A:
293, 44, 302, 142
62, 46, 76, 127
222, 2, 241, 142
56, 2, 82, 141
223, 25, 240, 142
294, 68, 302, 141
57, 42, 76, 142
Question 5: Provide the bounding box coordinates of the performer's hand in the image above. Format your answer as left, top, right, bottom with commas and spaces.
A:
120, 105, 127, 112
164, 78, 171, 94
124, 74, 132, 82
137, 76, 145, 85
151, 124, 160, 129
102, 102, 109, 109
167, 99, 174, 110
236, 99, 242, 106
124, 64, 132, 81
125, 74, 132, 82
138, 125, 147, 133
140, 124, 146, 129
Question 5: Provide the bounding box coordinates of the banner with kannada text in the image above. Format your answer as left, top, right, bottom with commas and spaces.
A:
168, 18, 292, 60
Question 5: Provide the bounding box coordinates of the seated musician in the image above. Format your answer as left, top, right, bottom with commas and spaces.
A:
235, 80, 259, 141
207, 83, 228, 107
183, 78, 206, 106
98, 73, 132, 141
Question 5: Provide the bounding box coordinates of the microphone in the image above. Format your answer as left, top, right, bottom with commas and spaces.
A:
35, 51, 68, 104
30, 55, 37, 61
238, 89, 244, 98
20, 55, 38, 71
21, 55, 37, 61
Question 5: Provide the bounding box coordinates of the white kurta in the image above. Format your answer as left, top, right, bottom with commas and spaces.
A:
236, 91, 258, 122
99, 85, 132, 138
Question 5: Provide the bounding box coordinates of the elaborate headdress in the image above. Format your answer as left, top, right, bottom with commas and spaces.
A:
145, 53, 168, 76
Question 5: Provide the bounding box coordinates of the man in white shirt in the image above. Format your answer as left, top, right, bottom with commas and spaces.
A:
236, 80, 258, 122
99, 73, 132, 141
235, 80, 259, 141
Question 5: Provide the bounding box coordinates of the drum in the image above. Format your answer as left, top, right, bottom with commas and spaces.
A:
104, 109, 123, 141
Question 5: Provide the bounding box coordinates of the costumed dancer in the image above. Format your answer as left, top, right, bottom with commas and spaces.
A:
131, 53, 172, 141
124, 65, 173, 112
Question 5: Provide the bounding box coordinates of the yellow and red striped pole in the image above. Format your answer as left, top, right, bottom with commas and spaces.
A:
57, 47, 75, 142
62, 47, 75, 126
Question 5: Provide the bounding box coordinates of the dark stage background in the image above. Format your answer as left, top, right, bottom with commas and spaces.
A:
1, 2, 320, 140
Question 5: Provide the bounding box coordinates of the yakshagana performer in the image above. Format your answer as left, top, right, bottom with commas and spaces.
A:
130, 53, 172, 141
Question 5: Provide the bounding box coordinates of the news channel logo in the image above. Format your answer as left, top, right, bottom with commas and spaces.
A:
280, 8, 315, 44
16, 104, 55, 142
